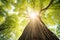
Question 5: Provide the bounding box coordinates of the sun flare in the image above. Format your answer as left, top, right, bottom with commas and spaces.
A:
27, 7, 39, 19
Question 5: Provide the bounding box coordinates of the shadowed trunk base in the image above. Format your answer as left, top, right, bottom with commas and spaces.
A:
19, 17, 59, 40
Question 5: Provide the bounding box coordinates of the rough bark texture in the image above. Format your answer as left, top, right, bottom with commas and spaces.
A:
19, 16, 59, 40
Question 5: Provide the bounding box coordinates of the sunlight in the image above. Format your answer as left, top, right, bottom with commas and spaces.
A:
29, 11, 37, 19
27, 7, 39, 20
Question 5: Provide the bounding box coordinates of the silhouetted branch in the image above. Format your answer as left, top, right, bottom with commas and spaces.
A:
41, 0, 54, 11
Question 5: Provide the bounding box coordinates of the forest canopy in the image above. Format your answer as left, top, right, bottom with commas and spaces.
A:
0, 0, 60, 40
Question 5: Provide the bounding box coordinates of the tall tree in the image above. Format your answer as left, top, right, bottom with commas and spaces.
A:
19, 0, 59, 40
0, 0, 60, 40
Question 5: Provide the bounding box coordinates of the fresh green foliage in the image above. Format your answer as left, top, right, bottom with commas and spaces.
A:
0, 0, 60, 40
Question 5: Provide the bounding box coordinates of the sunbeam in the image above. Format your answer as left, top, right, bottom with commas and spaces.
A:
26, 7, 39, 20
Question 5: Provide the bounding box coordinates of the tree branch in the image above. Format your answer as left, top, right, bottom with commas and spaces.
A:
41, 0, 54, 11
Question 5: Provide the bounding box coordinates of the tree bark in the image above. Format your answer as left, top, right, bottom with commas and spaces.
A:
19, 16, 59, 40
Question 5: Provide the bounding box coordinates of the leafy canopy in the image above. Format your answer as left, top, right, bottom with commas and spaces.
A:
0, 0, 60, 40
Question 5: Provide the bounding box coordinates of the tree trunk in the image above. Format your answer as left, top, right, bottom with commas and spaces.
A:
19, 16, 59, 40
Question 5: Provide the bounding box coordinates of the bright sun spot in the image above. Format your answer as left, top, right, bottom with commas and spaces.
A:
27, 7, 39, 19
29, 11, 37, 19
